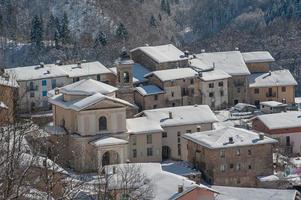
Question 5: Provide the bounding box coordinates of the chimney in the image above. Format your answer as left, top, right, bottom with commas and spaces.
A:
178, 185, 184, 193
259, 133, 264, 140
184, 50, 189, 57
192, 54, 197, 58
201, 49, 205, 53
77, 61, 81, 68
145, 43, 149, 46
56, 60, 62, 66
235, 47, 239, 51
55, 89, 60, 95
213, 62, 215, 69
268, 71, 272, 76
229, 137, 234, 143
40, 62, 44, 68
169, 111, 173, 119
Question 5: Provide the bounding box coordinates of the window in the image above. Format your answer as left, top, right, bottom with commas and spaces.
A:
220, 90, 224, 96
182, 79, 186, 82
154, 95, 158, 100
171, 91, 174, 97
30, 91, 35, 98
236, 149, 240, 156
236, 163, 241, 171
220, 164, 226, 172
73, 77, 80, 82
248, 149, 252, 155
42, 91, 47, 97
177, 137, 181, 143
209, 83, 214, 88
153, 105, 157, 109
237, 87, 241, 93
97, 74, 101, 81
181, 88, 187, 96
186, 130, 191, 133
248, 164, 252, 170
147, 148, 153, 156
42, 79, 47, 86
220, 150, 225, 158
29, 81, 34, 90
191, 88, 194, 96
209, 92, 214, 97
172, 103, 175, 107
286, 136, 290, 146
177, 132, 181, 137
99, 116, 107, 131
197, 126, 201, 132
132, 136, 137, 145
132, 149, 137, 158
123, 72, 130, 83
218, 81, 223, 87
254, 88, 259, 94
178, 144, 181, 156
282, 87, 286, 92
147, 134, 152, 144
237, 178, 241, 184
162, 132, 167, 138
51, 79, 56, 89
230, 164, 234, 169
190, 79, 194, 84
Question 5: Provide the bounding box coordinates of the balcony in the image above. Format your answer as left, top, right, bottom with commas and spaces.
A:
266, 92, 276, 98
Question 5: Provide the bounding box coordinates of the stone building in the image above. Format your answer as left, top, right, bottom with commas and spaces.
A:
248, 70, 297, 106
0, 74, 19, 123
195, 51, 251, 106
130, 44, 189, 71
6, 61, 115, 113
242, 51, 275, 73
144, 68, 201, 107
252, 111, 301, 155
134, 85, 165, 111
183, 127, 277, 187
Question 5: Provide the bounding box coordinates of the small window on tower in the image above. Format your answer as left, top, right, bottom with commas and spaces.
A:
123, 72, 130, 83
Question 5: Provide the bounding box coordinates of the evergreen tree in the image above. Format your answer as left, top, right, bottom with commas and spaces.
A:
94, 31, 107, 48
60, 12, 70, 45
30, 15, 43, 47
161, 0, 171, 16
46, 14, 59, 40
150, 15, 157, 27
116, 23, 128, 39
54, 29, 60, 48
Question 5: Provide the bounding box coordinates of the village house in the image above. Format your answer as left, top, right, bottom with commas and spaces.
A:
248, 69, 297, 107
252, 111, 301, 155
134, 85, 165, 111
136, 105, 218, 161
183, 126, 277, 187
0, 72, 19, 123
241, 51, 275, 73
130, 44, 189, 71
5, 61, 116, 113
195, 51, 251, 106
105, 163, 219, 200
144, 68, 201, 107
260, 101, 287, 114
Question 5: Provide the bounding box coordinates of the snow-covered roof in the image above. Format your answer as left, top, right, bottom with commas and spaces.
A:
195, 51, 250, 75
256, 111, 301, 130
49, 93, 135, 111
248, 70, 297, 88
189, 58, 213, 71
60, 79, 117, 96
295, 97, 301, 104
213, 185, 296, 200
242, 51, 275, 63
260, 101, 287, 107
161, 161, 200, 177
59, 61, 112, 78
126, 117, 163, 134
6, 64, 67, 81
139, 105, 218, 127
183, 126, 277, 149
5, 61, 112, 81
145, 68, 197, 82
110, 63, 151, 83
105, 163, 217, 200
200, 69, 231, 81
131, 44, 188, 63
91, 137, 128, 147
135, 85, 164, 96
233, 103, 256, 112
0, 76, 19, 87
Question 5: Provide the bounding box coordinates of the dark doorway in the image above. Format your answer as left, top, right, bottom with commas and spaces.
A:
234, 99, 239, 105
162, 146, 171, 160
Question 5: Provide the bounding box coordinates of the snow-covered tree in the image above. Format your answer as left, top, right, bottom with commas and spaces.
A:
116, 23, 128, 39
94, 31, 107, 48
30, 15, 43, 47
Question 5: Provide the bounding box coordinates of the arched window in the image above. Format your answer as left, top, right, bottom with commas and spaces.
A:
123, 72, 130, 83
99, 116, 107, 131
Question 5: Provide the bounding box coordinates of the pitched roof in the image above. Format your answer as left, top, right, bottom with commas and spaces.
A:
131, 44, 188, 63
248, 70, 297, 88
91, 137, 128, 147
139, 105, 218, 127
200, 69, 231, 81
213, 185, 296, 200
183, 127, 277, 149
5, 61, 112, 81
195, 51, 250, 75
60, 79, 117, 96
49, 93, 135, 111
110, 63, 151, 83
145, 68, 197, 82
126, 117, 163, 134
255, 111, 301, 130
0, 76, 19, 87
242, 51, 275, 63
135, 85, 164, 96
